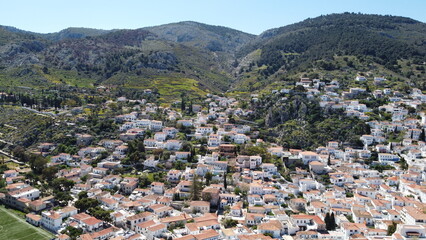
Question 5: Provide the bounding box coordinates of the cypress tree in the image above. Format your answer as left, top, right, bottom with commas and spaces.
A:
190, 174, 201, 201
330, 212, 336, 230
420, 128, 425, 141
188, 101, 193, 113
181, 97, 186, 111
325, 212, 331, 230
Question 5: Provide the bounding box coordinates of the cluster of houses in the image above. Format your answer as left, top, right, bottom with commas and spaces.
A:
1, 75, 426, 240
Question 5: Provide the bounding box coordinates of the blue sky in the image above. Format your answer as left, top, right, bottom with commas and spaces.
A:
1, 0, 425, 35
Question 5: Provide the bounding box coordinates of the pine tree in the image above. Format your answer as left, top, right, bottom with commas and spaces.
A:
223, 173, 227, 189
387, 222, 397, 236
327, 154, 331, 166
399, 157, 408, 170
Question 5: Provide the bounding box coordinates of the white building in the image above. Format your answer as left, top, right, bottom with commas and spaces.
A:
299, 151, 320, 165
41, 211, 62, 232
378, 153, 400, 164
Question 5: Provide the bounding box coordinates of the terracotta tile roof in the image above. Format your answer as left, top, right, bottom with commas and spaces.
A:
26, 213, 41, 221
194, 229, 219, 240
82, 217, 102, 226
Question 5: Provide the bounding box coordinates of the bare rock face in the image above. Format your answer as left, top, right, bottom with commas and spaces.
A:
265, 96, 310, 128
0, 42, 43, 67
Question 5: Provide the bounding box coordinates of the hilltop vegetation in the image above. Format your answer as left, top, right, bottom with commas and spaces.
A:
241, 13, 425, 71
43, 27, 114, 41
143, 21, 255, 53
235, 13, 426, 92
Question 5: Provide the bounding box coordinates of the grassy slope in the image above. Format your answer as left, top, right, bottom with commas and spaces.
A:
39, 67, 97, 88
0, 64, 214, 101
0, 206, 54, 240
104, 73, 208, 102
0, 106, 53, 147
0, 67, 54, 89
0, 65, 97, 88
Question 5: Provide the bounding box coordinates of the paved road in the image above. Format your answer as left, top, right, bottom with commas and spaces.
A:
21, 107, 56, 119
0, 139, 14, 146
0, 150, 25, 165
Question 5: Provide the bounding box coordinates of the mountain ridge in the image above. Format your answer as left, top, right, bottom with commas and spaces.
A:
0, 13, 425, 100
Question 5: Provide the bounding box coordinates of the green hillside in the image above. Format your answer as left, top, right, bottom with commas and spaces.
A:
234, 13, 426, 92
0, 25, 235, 100
0, 13, 425, 101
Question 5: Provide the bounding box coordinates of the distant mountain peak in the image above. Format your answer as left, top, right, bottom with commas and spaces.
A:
141, 21, 255, 53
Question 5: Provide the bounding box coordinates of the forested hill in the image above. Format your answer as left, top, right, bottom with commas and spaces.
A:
241, 13, 425, 71
234, 13, 426, 91
0, 13, 425, 101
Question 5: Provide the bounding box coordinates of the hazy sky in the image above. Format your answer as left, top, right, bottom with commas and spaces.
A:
1, 0, 425, 35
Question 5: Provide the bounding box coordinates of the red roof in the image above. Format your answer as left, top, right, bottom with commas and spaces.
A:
82, 217, 102, 226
